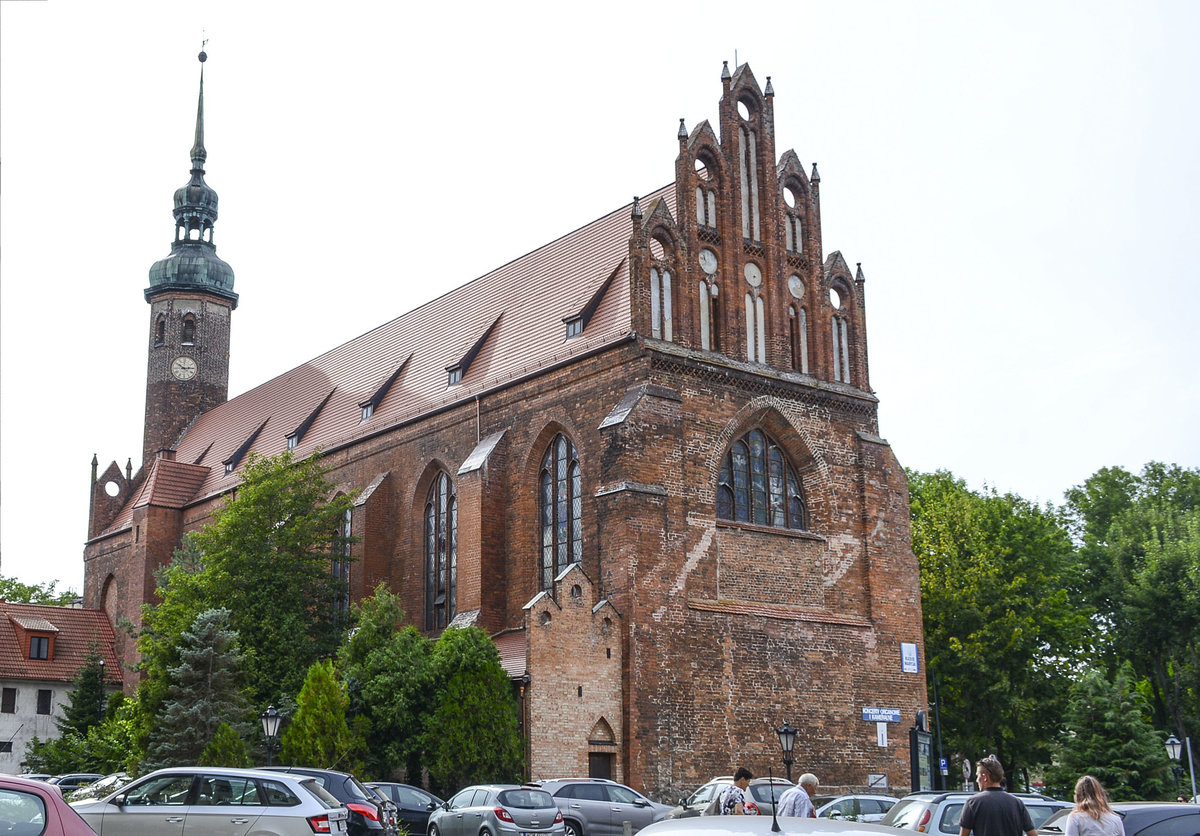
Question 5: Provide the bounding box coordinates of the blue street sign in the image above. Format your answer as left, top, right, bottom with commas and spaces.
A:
861, 707, 902, 723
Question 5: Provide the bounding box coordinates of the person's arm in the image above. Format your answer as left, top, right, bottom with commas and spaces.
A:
960, 828, 972, 836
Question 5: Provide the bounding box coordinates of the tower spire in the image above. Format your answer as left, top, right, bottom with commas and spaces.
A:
191, 46, 207, 172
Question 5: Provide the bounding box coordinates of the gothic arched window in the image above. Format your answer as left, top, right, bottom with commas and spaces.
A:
332, 507, 352, 620
717, 429, 807, 530
181, 314, 196, 346
830, 283, 852, 384
154, 316, 166, 347
540, 433, 581, 589
425, 472, 457, 631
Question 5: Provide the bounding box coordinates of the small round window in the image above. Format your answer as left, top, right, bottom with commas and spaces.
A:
830, 286, 845, 310
788, 274, 805, 299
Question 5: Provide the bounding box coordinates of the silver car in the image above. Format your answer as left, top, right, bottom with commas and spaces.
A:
70, 766, 350, 836
814, 796, 896, 823
538, 778, 673, 836
429, 785, 565, 836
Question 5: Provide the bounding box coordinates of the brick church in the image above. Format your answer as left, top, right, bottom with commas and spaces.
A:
84, 54, 927, 798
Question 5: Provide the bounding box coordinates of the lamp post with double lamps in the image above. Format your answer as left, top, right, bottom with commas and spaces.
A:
260, 705, 282, 767
776, 721, 798, 782
1165, 735, 1198, 801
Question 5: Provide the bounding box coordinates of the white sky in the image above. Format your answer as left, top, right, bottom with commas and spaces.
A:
2, 1, 1198, 594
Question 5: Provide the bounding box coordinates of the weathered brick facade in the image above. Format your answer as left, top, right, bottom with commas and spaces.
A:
85, 60, 926, 799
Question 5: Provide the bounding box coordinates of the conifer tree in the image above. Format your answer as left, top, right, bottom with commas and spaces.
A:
201, 722, 252, 767
424, 627, 523, 796
57, 645, 107, 738
1046, 663, 1171, 800
144, 608, 251, 769
280, 659, 365, 774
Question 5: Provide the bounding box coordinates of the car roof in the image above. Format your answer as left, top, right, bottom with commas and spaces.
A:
641, 815, 906, 836
1, 775, 66, 792
262, 766, 354, 778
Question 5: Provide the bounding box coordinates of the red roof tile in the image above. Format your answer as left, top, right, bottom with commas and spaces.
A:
98, 184, 677, 538
0, 602, 120, 685
492, 629, 527, 679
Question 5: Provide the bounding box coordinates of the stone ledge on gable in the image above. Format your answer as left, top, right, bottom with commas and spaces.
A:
687, 597, 872, 628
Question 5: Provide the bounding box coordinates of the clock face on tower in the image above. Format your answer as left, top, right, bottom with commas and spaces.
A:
171, 356, 198, 381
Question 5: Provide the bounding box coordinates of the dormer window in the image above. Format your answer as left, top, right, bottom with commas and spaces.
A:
361, 403, 375, 421
564, 316, 583, 339
29, 636, 49, 660
224, 462, 235, 475
287, 435, 298, 450
447, 368, 463, 387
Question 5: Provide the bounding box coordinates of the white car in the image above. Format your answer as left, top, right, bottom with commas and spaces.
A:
641, 814, 901, 836
71, 766, 350, 836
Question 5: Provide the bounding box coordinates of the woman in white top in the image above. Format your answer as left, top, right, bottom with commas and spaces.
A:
1065, 776, 1125, 836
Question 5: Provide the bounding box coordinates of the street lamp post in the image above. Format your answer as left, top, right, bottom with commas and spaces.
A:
96, 659, 105, 725
260, 705, 282, 767
776, 721, 797, 783
1165, 735, 1198, 801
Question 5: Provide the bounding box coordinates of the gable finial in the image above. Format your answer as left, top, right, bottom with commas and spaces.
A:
631, 196, 642, 221
810, 162, 820, 184
764, 76, 774, 97
677, 118, 687, 141
721, 60, 731, 80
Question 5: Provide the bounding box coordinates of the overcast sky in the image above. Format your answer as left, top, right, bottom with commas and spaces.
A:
2, 1, 1198, 593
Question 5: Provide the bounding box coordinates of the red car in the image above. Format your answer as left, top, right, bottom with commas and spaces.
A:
0, 773, 97, 835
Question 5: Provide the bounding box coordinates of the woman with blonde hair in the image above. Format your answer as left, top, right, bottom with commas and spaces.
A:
1065, 776, 1124, 836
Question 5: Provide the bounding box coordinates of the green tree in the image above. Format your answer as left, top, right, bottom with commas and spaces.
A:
0, 576, 77, 606
144, 608, 252, 769
424, 627, 523, 796
201, 722, 252, 767
279, 659, 365, 774
910, 469, 1092, 786
1046, 663, 1171, 800
339, 584, 434, 779
1065, 463, 1200, 744
184, 451, 357, 706
57, 646, 107, 738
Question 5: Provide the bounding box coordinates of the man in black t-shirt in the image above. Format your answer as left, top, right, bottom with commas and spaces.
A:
958, 757, 1037, 836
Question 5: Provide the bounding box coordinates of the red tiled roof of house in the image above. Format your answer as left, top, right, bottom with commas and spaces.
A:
97, 184, 676, 538
0, 602, 120, 685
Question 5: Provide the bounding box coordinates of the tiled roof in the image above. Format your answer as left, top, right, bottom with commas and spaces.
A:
98, 183, 676, 539
0, 602, 120, 684
131, 457, 212, 510
492, 629, 527, 680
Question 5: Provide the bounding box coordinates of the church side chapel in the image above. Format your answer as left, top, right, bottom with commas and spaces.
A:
85, 55, 925, 798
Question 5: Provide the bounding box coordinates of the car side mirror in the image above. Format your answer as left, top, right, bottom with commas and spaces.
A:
634, 800, 648, 808
113, 793, 127, 807
428, 803, 437, 811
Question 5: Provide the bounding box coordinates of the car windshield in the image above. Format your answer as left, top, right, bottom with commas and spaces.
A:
1039, 809, 1070, 833
346, 776, 374, 801
498, 789, 555, 809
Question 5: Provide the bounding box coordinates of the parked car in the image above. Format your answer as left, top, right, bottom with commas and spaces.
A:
365, 784, 402, 834
0, 773, 98, 835
64, 772, 131, 803
1038, 802, 1200, 836
69, 766, 349, 835
642, 813, 905, 836
814, 796, 896, 823
668, 778, 793, 818
880, 791, 1069, 833
538, 777, 674, 836
368, 782, 445, 836
48, 774, 105, 794
263, 766, 396, 836
428, 784, 565, 836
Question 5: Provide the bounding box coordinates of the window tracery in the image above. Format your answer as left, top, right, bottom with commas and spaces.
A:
425, 472, 457, 630
717, 429, 807, 530
540, 433, 581, 589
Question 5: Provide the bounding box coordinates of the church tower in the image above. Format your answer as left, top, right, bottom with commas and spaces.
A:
143, 49, 237, 470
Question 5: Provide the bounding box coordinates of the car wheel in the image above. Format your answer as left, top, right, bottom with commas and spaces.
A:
430, 826, 440, 836
564, 820, 584, 836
